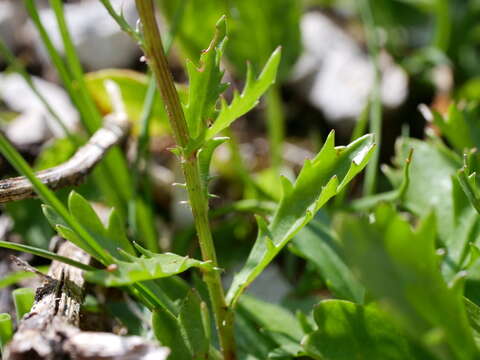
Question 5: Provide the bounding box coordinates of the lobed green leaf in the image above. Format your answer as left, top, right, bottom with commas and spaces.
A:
339, 204, 479, 360
226, 131, 375, 306
302, 300, 429, 360
205, 47, 282, 140
432, 103, 480, 153
457, 161, 480, 215
152, 306, 192, 360
44, 191, 135, 261
84, 243, 213, 286
385, 137, 480, 281
291, 214, 365, 303
178, 290, 210, 359
184, 16, 228, 143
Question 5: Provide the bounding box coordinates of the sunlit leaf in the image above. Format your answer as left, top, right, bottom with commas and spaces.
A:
384, 137, 480, 280
205, 48, 282, 140
184, 16, 228, 143
339, 205, 478, 360
226, 132, 375, 306
152, 305, 192, 360
84, 243, 214, 286
179, 290, 210, 359
85, 69, 179, 135
302, 299, 429, 360
291, 214, 365, 303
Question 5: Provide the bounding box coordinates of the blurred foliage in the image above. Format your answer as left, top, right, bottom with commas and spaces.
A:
158, 0, 301, 80
6, 0, 480, 359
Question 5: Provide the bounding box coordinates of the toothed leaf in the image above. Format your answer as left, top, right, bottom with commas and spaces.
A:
152, 306, 192, 360
179, 290, 210, 358
44, 191, 135, 261
206, 47, 282, 140
457, 164, 480, 215
184, 17, 228, 143
84, 249, 214, 286
302, 300, 426, 360
226, 132, 375, 305
339, 205, 479, 360
68, 191, 135, 257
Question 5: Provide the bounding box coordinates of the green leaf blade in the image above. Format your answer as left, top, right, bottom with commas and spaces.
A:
291, 216, 365, 303
226, 132, 375, 306
205, 47, 282, 140
152, 306, 192, 360
339, 205, 479, 360
179, 290, 210, 358
302, 300, 426, 360
185, 16, 228, 142
84, 252, 213, 286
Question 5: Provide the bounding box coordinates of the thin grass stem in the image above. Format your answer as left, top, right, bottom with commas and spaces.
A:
0, 313, 13, 354
266, 85, 284, 171
359, 0, 382, 196
12, 288, 35, 321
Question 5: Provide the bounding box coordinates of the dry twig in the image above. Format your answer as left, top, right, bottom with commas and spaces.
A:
5, 238, 169, 360
0, 113, 129, 203
6, 238, 89, 359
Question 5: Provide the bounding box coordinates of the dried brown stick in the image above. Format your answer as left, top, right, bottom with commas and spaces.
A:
5, 238, 169, 360
6, 238, 89, 359
0, 114, 130, 203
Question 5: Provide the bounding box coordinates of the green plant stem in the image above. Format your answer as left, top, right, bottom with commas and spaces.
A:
334, 101, 370, 208
128, 76, 158, 251
359, 0, 382, 196
49, 0, 102, 133
266, 85, 284, 171
0, 241, 94, 271
224, 128, 274, 201
128, 0, 185, 251
99, 0, 143, 44
50, 0, 133, 209
24, 0, 132, 216
12, 288, 35, 321
134, 1, 235, 358
0, 313, 13, 353
0, 313, 12, 348
182, 156, 236, 358
434, 0, 450, 51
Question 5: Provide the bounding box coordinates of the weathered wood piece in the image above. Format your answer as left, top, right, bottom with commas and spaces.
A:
5, 238, 169, 360
6, 239, 89, 359
64, 332, 170, 360
0, 113, 129, 203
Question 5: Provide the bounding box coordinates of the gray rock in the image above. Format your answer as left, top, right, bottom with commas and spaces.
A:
0, 73, 79, 142
25, 0, 140, 70
0, 1, 16, 49
292, 12, 408, 123
5, 110, 52, 146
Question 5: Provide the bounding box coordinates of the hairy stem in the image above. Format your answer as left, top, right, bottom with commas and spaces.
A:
134, 1, 236, 358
